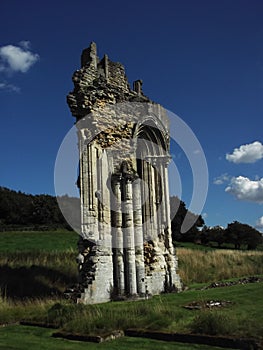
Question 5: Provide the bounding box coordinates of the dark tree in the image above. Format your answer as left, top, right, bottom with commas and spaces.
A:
200, 225, 225, 247
225, 221, 262, 250
170, 196, 204, 243
0, 187, 73, 230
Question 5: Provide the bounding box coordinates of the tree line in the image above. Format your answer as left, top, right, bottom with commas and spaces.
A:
170, 196, 263, 250
0, 188, 262, 249
0, 187, 72, 231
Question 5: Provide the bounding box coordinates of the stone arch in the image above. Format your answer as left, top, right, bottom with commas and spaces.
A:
135, 120, 168, 235
133, 116, 169, 155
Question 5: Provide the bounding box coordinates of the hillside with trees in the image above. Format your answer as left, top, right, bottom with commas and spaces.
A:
0, 189, 262, 249
200, 222, 263, 250
170, 196, 262, 250
0, 187, 72, 231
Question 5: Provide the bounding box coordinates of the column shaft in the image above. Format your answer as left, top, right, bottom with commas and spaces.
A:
123, 179, 137, 295
112, 178, 125, 294
133, 179, 145, 295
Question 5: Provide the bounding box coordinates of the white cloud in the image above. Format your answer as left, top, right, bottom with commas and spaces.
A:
0, 42, 39, 74
213, 173, 230, 185
19, 40, 31, 49
0, 64, 6, 72
226, 141, 263, 164
0, 81, 20, 93
255, 216, 263, 231
225, 176, 263, 203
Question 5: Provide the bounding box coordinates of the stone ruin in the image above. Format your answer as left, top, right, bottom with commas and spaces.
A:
67, 42, 182, 304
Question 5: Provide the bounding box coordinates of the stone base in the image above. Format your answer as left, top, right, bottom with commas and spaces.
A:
77, 247, 114, 304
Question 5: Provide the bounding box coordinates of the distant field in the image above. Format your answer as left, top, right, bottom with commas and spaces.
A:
0, 230, 78, 252
178, 247, 263, 284
175, 241, 263, 251
0, 230, 262, 253
0, 230, 262, 291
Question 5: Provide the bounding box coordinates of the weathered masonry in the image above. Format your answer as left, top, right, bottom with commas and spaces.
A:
67, 42, 181, 303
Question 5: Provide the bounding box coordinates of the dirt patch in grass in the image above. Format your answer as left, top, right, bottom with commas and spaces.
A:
184, 300, 233, 310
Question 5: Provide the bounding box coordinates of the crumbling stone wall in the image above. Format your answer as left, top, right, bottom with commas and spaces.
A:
67, 42, 181, 304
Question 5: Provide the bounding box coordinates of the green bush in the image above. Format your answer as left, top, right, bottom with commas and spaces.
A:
47, 303, 86, 327
190, 311, 238, 336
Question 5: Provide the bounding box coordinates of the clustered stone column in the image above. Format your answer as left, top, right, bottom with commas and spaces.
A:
133, 178, 146, 295
112, 175, 125, 295
111, 162, 146, 297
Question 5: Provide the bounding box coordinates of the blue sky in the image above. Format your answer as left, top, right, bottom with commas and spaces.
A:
0, 0, 263, 230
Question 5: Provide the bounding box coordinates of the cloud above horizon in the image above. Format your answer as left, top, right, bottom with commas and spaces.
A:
0, 41, 39, 74
0, 81, 20, 93
255, 216, 263, 231
225, 176, 263, 203
213, 173, 230, 185
226, 141, 263, 164
19, 40, 31, 50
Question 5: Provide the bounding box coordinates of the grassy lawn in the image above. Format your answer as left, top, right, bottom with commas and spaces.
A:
175, 241, 263, 251
0, 230, 78, 252
0, 230, 262, 348
1, 231, 262, 289
44, 282, 262, 339
0, 281, 262, 339
177, 247, 263, 284
0, 325, 234, 350
175, 242, 215, 250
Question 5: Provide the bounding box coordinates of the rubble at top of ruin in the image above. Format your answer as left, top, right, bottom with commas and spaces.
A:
67, 42, 151, 120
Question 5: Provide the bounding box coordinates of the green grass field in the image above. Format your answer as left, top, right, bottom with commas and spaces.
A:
0, 325, 229, 350
0, 230, 262, 348
0, 230, 78, 252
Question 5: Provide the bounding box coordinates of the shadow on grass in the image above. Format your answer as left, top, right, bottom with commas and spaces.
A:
0, 265, 76, 300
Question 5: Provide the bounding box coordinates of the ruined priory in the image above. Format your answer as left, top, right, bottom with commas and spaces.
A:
67, 42, 182, 303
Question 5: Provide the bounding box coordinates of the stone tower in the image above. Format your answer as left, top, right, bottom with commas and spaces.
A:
67, 42, 181, 304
